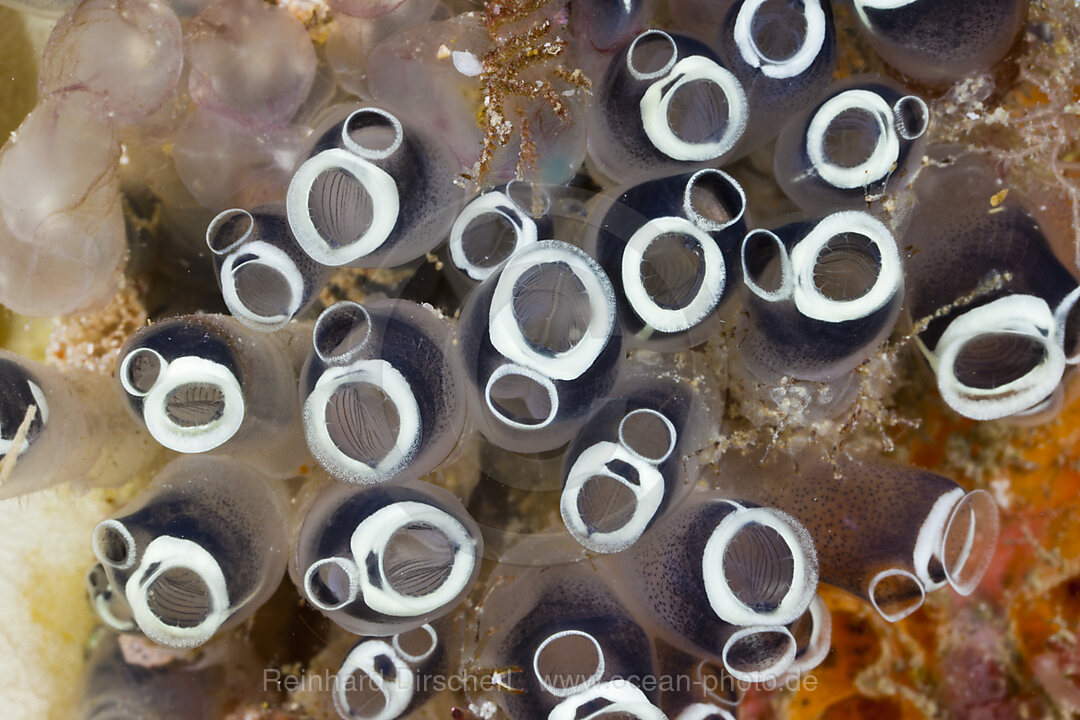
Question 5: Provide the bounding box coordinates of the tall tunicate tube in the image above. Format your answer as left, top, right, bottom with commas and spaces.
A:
904, 152, 1080, 421
286, 103, 462, 268
299, 300, 465, 484
588, 169, 747, 349
560, 371, 710, 553
457, 240, 623, 453
206, 203, 332, 332
0, 92, 125, 316
670, 0, 836, 155
114, 314, 310, 478
737, 210, 904, 383
448, 181, 554, 284
472, 561, 665, 720
708, 454, 1000, 622
608, 492, 819, 682
37, 0, 183, 127
587, 29, 749, 184
0, 349, 158, 500
774, 76, 930, 212
331, 616, 459, 720
90, 456, 289, 649
291, 480, 482, 636
851, 0, 1027, 85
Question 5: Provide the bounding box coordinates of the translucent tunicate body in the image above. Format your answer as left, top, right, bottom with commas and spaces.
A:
0, 349, 159, 499
587, 30, 748, 184
286, 103, 462, 268
472, 560, 665, 720
115, 314, 310, 477
291, 479, 482, 636
608, 491, 819, 682
588, 169, 747, 349
904, 152, 1080, 421
736, 210, 904, 383
561, 371, 710, 553
457, 239, 623, 453
851, 0, 1027, 85
90, 456, 289, 648
670, 0, 836, 155
708, 453, 1000, 622
207, 203, 333, 332
299, 300, 465, 484
774, 76, 930, 212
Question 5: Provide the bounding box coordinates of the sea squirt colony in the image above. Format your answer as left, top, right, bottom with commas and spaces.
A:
0, 0, 1057, 717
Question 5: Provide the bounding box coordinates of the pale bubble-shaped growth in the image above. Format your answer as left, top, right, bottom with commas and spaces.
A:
38, 0, 183, 125
0, 93, 125, 315
185, 0, 317, 129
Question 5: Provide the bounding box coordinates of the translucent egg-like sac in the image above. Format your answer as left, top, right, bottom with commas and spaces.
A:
114, 314, 309, 477
560, 371, 708, 553
331, 616, 460, 720
587, 30, 748, 185
737, 210, 904, 383
185, 0, 316, 130
366, 13, 589, 187
653, 637, 743, 717
708, 454, 1001, 622
286, 104, 462, 268
0, 93, 124, 316
300, 300, 465, 484
207, 204, 332, 332
172, 107, 303, 211
588, 169, 747, 350
612, 492, 819, 681
671, 0, 836, 155
77, 631, 230, 720
457, 240, 623, 453
904, 153, 1080, 421
852, 0, 1026, 86
291, 480, 482, 636
774, 76, 929, 212
448, 180, 555, 284
474, 562, 665, 720
91, 456, 289, 649
38, 0, 182, 126
326, 0, 443, 98
0, 349, 156, 500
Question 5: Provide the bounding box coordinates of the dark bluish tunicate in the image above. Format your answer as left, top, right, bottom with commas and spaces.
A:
774, 76, 929, 212
286, 103, 462, 268
904, 152, 1080, 421
561, 371, 709, 552
851, 0, 1026, 85
291, 480, 482, 636
207, 203, 332, 332
457, 240, 623, 453
587, 29, 748, 184
589, 169, 747, 349
90, 456, 288, 649
299, 299, 465, 484
737, 210, 904, 383
473, 561, 665, 719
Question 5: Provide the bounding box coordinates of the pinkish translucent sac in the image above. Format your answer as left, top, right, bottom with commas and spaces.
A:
328, 0, 409, 18
172, 107, 302, 210
0, 93, 125, 316
185, 0, 317, 130
38, 0, 183, 126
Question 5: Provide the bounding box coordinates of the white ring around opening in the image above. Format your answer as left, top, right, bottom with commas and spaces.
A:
286, 148, 400, 266
484, 363, 560, 430
867, 568, 925, 623
683, 168, 747, 233
733, 0, 828, 79
313, 301, 374, 367
141, 355, 246, 454
92, 519, 137, 571
893, 95, 929, 141
618, 408, 677, 464
449, 191, 538, 282
341, 107, 405, 161
220, 240, 304, 331
533, 630, 606, 698
548, 680, 667, 720
119, 347, 166, 399
626, 29, 678, 81
622, 216, 727, 334
489, 241, 616, 382
806, 89, 899, 190
640, 56, 749, 162
392, 623, 439, 664
789, 210, 902, 323
911, 486, 964, 592
741, 229, 794, 302
303, 556, 361, 612
206, 208, 254, 255
721, 625, 797, 683
333, 639, 414, 720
